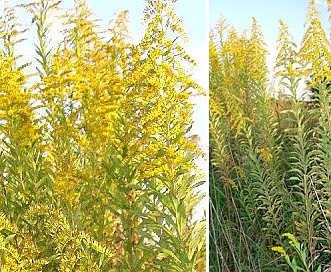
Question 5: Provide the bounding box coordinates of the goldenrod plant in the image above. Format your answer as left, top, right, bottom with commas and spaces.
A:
210, 0, 331, 271
0, 0, 205, 271
272, 233, 322, 272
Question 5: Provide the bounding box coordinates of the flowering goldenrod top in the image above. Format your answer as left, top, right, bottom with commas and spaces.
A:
0, 0, 205, 271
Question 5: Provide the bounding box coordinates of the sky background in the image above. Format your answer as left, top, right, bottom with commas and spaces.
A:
210, 0, 330, 85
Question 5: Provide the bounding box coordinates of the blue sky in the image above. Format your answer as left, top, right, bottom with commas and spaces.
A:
210, 0, 330, 44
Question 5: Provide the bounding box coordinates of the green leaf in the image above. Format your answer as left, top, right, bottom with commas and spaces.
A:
4, 234, 16, 245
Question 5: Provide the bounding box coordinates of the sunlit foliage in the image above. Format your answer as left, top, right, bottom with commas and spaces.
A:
0, 0, 205, 271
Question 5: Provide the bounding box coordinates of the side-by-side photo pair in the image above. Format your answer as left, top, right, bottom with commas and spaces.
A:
0, 0, 329, 271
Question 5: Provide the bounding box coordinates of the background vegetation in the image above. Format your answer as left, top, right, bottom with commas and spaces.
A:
209, 0, 331, 271
0, 0, 206, 271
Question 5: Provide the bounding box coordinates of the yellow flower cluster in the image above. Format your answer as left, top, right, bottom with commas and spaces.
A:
257, 148, 273, 162
271, 246, 286, 256
54, 172, 80, 206
225, 177, 238, 189
0, 52, 38, 146
282, 232, 299, 247
210, 18, 268, 136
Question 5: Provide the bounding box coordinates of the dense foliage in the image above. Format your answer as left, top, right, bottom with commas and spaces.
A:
0, 0, 206, 271
209, 0, 331, 271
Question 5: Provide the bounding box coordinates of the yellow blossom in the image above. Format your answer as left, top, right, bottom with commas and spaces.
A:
271, 246, 286, 256
225, 177, 238, 189
258, 148, 273, 162
283, 232, 299, 247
